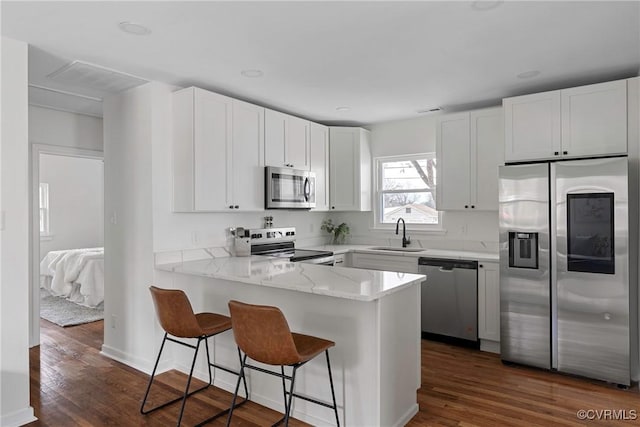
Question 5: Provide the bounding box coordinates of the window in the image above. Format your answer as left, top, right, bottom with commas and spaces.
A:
39, 183, 50, 236
376, 154, 439, 227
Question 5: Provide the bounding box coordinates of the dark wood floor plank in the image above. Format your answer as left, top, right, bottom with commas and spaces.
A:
29, 319, 640, 426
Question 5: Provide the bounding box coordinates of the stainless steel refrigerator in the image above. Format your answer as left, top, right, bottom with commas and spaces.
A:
499, 157, 631, 385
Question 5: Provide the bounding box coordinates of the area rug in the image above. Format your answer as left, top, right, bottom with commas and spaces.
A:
40, 289, 104, 327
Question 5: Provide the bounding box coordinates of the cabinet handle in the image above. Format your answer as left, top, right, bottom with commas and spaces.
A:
332, 206, 335, 209
229, 205, 234, 209
554, 151, 559, 156
464, 205, 469, 209
563, 151, 568, 155
234, 205, 239, 209
479, 264, 484, 268
471, 205, 475, 209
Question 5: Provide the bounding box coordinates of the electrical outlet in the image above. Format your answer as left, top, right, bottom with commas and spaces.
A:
191, 231, 199, 245
111, 314, 117, 329
309, 223, 314, 233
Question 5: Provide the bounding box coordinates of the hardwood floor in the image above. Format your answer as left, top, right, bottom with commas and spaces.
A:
29, 319, 640, 426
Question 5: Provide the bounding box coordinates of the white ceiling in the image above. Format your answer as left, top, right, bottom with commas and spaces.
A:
2, 1, 639, 125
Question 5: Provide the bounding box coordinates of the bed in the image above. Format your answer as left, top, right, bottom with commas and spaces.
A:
40, 247, 104, 308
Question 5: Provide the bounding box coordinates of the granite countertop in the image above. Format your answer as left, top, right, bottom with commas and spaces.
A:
155, 255, 425, 302
304, 244, 499, 262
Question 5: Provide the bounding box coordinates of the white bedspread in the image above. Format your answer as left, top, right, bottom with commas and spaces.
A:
40, 247, 104, 307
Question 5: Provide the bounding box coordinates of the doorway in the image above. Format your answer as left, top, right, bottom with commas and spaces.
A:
30, 145, 104, 347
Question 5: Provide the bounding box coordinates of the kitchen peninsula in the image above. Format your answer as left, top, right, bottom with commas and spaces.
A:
154, 250, 425, 427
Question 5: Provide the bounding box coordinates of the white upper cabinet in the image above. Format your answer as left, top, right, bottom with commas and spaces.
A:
265, 109, 310, 170
504, 90, 561, 162
561, 80, 627, 158
310, 122, 330, 211
329, 127, 372, 211
172, 87, 264, 212
436, 113, 471, 211
504, 80, 627, 163
436, 107, 503, 211
231, 99, 265, 211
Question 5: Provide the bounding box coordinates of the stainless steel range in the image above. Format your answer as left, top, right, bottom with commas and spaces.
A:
236, 227, 335, 265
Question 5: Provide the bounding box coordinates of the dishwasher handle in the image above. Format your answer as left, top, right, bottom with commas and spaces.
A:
418, 257, 478, 270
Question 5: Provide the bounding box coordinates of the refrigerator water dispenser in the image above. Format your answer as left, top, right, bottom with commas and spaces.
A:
509, 232, 538, 269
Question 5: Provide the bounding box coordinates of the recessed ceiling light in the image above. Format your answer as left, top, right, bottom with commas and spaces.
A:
471, 1, 503, 11
517, 70, 541, 79
241, 69, 264, 78
336, 106, 351, 112
417, 107, 442, 114
118, 21, 151, 36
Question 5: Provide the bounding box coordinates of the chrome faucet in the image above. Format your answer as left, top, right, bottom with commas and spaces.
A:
395, 218, 411, 248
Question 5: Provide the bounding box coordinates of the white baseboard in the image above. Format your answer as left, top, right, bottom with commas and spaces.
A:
480, 339, 500, 354
100, 344, 172, 375
0, 406, 37, 427
394, 403, 419, 427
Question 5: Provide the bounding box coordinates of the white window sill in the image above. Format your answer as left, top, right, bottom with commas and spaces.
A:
370, 226, 447, 236
40, 234, 54, 242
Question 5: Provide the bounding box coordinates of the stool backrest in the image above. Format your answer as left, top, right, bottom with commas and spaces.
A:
149, 286, 203, 338
228, 300, 301, 365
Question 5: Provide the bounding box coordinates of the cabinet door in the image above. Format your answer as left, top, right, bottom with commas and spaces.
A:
478, 262, 500, 341
351, 253, 418, 273
232, 100, 265, 211
310, 122, 329, 211
504, 90, 561, 162
264, 109, 287, 167
472, 108, 503, 211
329, 128, 358, 211
561, 80, 627, 157
436, 113, 471, 211
194, 88, 233, 211
287, 116, 310, 170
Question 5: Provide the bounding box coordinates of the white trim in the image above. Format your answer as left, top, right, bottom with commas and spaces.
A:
30, 144, 104, 347
0, 407, 37, 427
29, 102, 103, 119
374, 153, 442, 229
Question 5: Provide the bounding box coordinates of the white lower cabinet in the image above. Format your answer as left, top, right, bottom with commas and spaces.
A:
350, 253, 418, 273
478, 262, 500, 344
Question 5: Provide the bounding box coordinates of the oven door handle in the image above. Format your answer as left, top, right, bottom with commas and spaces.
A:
303, 177, 310, 202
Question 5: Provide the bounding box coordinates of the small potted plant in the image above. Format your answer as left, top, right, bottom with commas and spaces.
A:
321, 219, 350, 244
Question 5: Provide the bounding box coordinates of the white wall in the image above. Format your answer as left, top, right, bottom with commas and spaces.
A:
332, 114, 499, 252
101, 83, 157, 370
0, 37, 37, 427
29, 105, 103, 151
39, 154, 104, 260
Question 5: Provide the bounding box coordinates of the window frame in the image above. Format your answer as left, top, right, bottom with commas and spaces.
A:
39, 182, 52, 239
373, 153, 444, 232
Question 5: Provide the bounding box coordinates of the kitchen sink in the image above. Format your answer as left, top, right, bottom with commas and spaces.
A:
368, 246, 426, 253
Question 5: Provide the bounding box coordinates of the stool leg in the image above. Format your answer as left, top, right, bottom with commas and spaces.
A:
176, 337, 203, 427
204, 337, 214, 386
283, 366, 298, 427
326, 350, 340, 427
226, 353, 247, 427
280, 366, 288, 414
140, 332, 168, 414
237, 347, 249, 400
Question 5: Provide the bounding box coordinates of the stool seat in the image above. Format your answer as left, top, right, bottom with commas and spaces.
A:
292, 332, 334, 364
195, 312, 232, 336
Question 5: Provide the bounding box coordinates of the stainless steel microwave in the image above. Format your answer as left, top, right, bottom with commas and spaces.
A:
265, 166, 316, 209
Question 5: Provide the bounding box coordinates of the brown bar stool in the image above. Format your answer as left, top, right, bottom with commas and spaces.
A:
226, 300, 340, 426
141, 286, 248, 427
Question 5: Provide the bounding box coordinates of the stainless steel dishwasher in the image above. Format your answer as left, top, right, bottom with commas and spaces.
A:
418, 257, 478, 343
